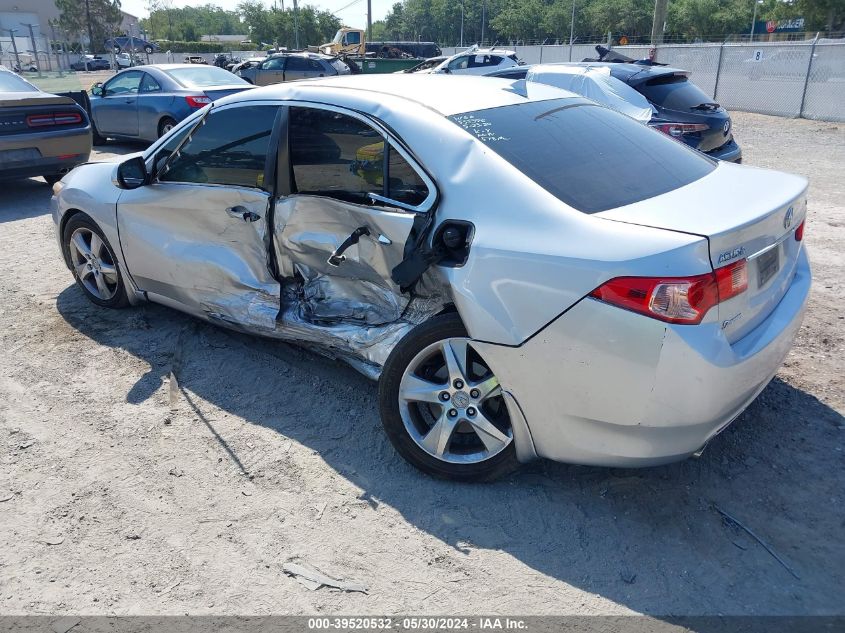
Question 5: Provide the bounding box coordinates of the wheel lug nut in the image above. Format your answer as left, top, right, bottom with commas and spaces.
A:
448, 409, 457, 418
453, 379, 464, 389
470, 389, 480, 398
439, 392, 450, 401
467, 407, 476, 416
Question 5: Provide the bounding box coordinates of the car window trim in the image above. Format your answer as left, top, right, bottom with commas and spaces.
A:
281, 99, 437, 215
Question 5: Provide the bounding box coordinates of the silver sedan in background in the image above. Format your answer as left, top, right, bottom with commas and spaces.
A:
50, 76, 810, 481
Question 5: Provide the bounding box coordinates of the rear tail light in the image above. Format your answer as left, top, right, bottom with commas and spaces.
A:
26, 112, 83, 127
794, 219, 805, 241
589, 259, 747, 325
650, 122, 709, 138
185, 95, 212, 108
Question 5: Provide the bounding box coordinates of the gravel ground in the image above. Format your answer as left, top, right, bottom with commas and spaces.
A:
0, 112, 843, 617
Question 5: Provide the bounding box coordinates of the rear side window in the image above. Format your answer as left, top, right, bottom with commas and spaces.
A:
0, 71, 37, 92
160, 105, 278, 189
449, 100, 714, 214
637, 74, 716, 112
289, 106, 429, 207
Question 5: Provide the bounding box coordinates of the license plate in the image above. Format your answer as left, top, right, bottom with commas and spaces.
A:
0, 147, 40, 165
757, 246, 780, 288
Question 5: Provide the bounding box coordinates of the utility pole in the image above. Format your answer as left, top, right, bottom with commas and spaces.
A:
84, 0, 96, 52
569, 0, 575, 61
481, 0, 486, 45
21, 23, 42, 77
749, 0, 761, 42
293, 0, 300, 49
3, 28, 21, 71
50, 22, 64, 76
650, 0, 668, 46
367, 0, 372, 41
460, 0, 464, 47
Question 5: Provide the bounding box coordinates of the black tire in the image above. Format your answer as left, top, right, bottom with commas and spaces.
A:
63, 214, 130, 309
157, 116, 177, 139
42, 174, 62, 186
144, 45, 154, 54
378, 312, 520, 482
91, 123, 107, 146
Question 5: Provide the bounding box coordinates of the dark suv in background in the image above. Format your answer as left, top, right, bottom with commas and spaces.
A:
486, 56, 741, 163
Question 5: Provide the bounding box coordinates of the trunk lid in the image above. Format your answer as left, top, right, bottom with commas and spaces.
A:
0, 91, 77, 109
202, 85, 255, 101
598, 162, 808, 342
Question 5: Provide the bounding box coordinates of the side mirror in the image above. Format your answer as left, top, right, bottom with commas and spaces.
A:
441, 67, 451, 74
116, 156, 148, 190
91, 83, 103, 96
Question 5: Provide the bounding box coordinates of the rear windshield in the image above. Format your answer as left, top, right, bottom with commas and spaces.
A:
0, 72, 38, 93
637, 74, 717, 111
449, 99, 714, 214
166, 66, 248, 88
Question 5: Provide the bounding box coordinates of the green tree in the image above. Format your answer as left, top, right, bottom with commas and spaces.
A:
55, 0, 122, 52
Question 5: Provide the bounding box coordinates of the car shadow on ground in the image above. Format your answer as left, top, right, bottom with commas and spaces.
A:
0, 143, 144, 224
55, 285, 845, 617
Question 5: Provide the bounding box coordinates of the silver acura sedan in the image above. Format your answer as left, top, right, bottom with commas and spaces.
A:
50, 75, 811, 481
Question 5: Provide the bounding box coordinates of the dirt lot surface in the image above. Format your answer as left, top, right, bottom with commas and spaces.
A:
1, 113, 843, 617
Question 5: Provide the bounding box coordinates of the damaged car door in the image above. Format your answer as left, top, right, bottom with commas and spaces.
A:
116, 103, 282, 330
274, 105, 434, 326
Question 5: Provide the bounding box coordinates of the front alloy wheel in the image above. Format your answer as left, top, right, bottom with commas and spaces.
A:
63, 214, 128, 308
379, 313, 519, 481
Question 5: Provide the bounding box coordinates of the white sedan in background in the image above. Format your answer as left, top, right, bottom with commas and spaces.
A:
433, 47, 521, 75
50, 75, 810, 481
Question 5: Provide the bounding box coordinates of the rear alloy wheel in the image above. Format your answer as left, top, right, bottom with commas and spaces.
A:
64, 215, 128, 308
379, 313, 519, 481
158, 117, 177, 138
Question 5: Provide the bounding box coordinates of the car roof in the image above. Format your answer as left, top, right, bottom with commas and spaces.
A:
454, 48, 517, 56
268, 51, 331, 60
225, 74, 580, 117
568, 62, 688, 84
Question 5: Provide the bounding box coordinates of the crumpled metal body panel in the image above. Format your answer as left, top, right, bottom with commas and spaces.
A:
116, 183, 281, 331
273, 195, 418, 326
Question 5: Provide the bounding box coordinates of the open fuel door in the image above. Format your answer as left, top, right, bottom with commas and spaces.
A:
273, 105, 435, 326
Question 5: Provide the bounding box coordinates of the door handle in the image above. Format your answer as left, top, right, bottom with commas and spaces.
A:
327, 226, 369, 267
226, 205, 260, 222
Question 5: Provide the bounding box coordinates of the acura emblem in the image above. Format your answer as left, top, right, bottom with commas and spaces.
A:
784, 206, 794, 229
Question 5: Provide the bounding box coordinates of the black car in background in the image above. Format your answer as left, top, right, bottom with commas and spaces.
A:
486, 61, 741, 163
70, 55, 112, 71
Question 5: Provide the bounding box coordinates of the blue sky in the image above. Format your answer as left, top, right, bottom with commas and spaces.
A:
120, 0, 395, 29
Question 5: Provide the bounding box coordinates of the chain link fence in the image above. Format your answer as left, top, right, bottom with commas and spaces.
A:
5, 36, 842, 122
442, 39, 845, 122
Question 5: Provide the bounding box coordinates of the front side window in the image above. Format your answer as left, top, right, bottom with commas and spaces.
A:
105, 71, 143, 95
289, 107, 429, 208
448, 56, 469, 70
344, 31, 361, 45
449, 99, 715, 214
160, 105, 279, 189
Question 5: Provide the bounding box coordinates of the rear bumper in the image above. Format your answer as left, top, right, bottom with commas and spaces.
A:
0, 127, 92, 179
706, 138, 742, 163
473, 247, 811, 467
